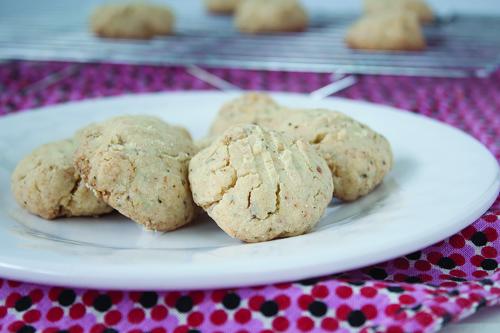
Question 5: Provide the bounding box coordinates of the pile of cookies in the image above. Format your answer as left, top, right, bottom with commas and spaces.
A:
11, 93, 393, 243
346, 0, 434, 51
90, 0, 308, 38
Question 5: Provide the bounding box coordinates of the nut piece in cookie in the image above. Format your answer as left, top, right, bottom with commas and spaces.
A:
208, 93, 393, 201
346, 11, 426, 51
235, 0, 308, 34
90, 2, 174, 39
189, 124, 333, 243
205, 0, 242, 14
11, 139, 112, 220
364, 0, 434, 23
74, 116, 197, 232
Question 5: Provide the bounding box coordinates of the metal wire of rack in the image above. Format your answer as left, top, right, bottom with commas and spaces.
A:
0, 10, 499, 78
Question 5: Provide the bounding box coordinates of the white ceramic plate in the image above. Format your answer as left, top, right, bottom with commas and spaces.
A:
0, 92, 498, 290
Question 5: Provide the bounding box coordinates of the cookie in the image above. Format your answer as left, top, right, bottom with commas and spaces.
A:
190, 125, 333, 242
90, 2, 174, 39
74, 115, 197, 231
11, 139, 112, 220
235, 0, 308, 34
345, 11, 426, 51
209, 92, 281, 136
207, 93, 393, 201
204, 0, 241, 14
364, 0, 434, 23
275, 108, 393, 201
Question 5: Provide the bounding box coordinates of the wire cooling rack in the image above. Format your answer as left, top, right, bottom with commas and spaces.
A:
0, 8, 499, 78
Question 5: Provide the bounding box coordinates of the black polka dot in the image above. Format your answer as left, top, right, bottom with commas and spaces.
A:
139, 292, 158, 308
347, 281, 365, 286
15, 296, 32, 312
102, 329, 119, 333
406, 251, 421, 260
188, 330, 201, 333
448, 290, 460, 296
411, 304, 422, 311
480, 279, 494, 285
438, 257, 456, 270
58, 289, 76, 307
299, 278, 319, 286
449, 277, 466, 282
176, 296, 193, 313
477, 298, 487, 309
58, 330, 70, 333
368, 267, 387, 280
405, 276, 422, 284
471, 232, 487, 246
16, 326, 36, 333
387, 286, 404, 293
93, 294, 112, 312
481, 259, 498, 271
308, 301, 327, 317
222, 293, 241, 310
348, 310, 366, 327
260, 300, 279, 317
442, 313, 452, 326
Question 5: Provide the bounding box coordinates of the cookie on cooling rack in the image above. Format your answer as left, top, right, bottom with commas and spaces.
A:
235, 0, 308, 34
204, 0, 242, 14
11, 139, 112, 220
189, 124, 333, 243
90, 3, 174, 39
345, 11, 426, 51
74, 116, 198, 232
364, 0, 434, 24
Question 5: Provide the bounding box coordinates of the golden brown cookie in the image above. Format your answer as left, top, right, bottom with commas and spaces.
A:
207, 93, 393, 201
345, 11, 426, 51
235, 0, 308, 34
275, 108, 393, 201
209, 92, 281, 136
204, 0, 242, 14
364, 0, 434, 23
189, 124, 333, 243
11, 139, 112, 219
74, 115, 197, 231
90, 2, 174, 39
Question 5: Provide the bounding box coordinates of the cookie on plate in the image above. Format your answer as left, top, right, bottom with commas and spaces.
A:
235, 0, 308, 34
209, 92, 281, 136
11, 139, 112, 220
90, 2, 174, 39
74, 115, 197, 232
189, 124, 333, 243
345, 11, 426, 51
364, 0, 434, 23
275, 108, 393, 201
207, 93, 393, 201
204, 0, 242, 14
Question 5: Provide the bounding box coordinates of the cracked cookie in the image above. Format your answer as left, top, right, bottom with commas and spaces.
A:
11, 139, 112, 219
90, 2, 174, 39
275, 108, 393, 201
235, 0, 308, 34
189, 124, 333, 243
208, 93, 393, 201
74, 115, 197, 231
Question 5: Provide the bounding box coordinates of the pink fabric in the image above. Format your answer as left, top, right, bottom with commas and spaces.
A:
0, 61, 499, 333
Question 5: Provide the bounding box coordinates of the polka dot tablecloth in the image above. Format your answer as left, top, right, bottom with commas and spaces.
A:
1, 61, 499, 333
